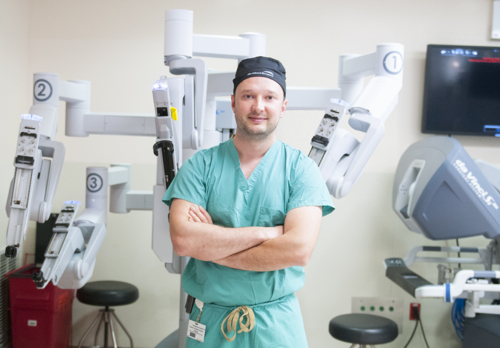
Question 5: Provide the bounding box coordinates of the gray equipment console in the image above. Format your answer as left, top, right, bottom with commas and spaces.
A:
393, 137, 500, 240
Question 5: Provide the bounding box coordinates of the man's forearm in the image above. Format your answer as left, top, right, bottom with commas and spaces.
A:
214, 206, 323, 272
213, 230, 311, 271
172, 221, 281, 261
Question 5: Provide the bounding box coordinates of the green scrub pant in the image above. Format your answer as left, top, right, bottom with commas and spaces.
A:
185, 294, 308, 348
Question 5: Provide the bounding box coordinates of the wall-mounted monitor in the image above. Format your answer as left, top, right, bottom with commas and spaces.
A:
422, 44, 500, 137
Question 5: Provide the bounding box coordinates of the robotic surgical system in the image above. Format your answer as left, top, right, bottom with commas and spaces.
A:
385, 136, 500, 346
4, 9, 403, 348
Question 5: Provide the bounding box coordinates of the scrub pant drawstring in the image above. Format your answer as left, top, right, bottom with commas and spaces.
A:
221, 306, 255, 341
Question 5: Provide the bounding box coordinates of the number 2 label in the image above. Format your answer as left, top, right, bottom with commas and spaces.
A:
33, 79, 53, 102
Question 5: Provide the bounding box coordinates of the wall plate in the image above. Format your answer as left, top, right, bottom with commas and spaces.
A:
352, 297, 404, 333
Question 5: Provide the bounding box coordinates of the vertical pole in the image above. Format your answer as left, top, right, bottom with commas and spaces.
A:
104, 306, 109, 348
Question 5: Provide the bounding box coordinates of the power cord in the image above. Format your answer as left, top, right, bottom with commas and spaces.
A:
451, 298, 465, 340
419, 316, 430, 348
403, 319, 419, 348
404, 305, 431, 348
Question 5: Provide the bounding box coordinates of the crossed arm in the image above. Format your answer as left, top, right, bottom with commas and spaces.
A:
169, 198, 323, 272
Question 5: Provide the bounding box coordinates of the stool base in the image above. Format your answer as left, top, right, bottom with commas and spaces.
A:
78, 307, 134, 348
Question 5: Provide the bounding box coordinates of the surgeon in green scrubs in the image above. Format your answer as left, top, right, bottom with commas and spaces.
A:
163, 56, 334, 347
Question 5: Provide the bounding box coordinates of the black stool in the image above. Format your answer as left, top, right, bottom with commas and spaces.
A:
329, 314, 398, 347
77, 281, 139, 348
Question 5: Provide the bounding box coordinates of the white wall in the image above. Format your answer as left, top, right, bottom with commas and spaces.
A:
1, 0, 499, 347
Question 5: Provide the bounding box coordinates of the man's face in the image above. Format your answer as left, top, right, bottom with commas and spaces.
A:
231, 77, 287, 141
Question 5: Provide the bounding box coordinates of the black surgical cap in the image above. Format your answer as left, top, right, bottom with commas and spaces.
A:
233, 56, 286, 97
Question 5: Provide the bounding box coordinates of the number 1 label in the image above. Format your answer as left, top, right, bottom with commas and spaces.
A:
383, 51, 403, 75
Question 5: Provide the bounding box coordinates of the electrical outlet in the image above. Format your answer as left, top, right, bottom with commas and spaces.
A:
409, 303, 421, 320
352, 297, 404, 333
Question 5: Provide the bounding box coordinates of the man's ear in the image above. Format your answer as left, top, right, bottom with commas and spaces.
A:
281, 99, 288, 118
231, 94, 236, 113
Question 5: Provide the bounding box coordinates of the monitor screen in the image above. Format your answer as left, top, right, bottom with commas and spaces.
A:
422, 44, 500, 137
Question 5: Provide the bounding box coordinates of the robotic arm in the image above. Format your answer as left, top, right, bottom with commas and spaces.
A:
32, 201, 97, 289
32, 164, 133, 289
4, 73, 92, 258
7, 71, 162, 288
309, 44, 404, 198
5, 113, 65, 258
33, 200, 107, 290
5, 115, 44, 257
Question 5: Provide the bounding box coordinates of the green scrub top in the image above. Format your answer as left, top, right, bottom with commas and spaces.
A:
163, 138, 334, 306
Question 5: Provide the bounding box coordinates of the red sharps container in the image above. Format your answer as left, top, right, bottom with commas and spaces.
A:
7, 264, 74, 348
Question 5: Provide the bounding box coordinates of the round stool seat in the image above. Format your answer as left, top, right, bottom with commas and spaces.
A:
77, 281, 139, 307
329, 314, 398, 345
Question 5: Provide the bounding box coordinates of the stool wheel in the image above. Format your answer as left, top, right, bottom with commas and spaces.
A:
329, 313, 398, 345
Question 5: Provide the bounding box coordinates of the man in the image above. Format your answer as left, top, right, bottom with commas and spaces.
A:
163, 56, 334, 347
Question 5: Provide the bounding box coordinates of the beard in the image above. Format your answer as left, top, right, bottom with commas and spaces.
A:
235, 113, 279, 141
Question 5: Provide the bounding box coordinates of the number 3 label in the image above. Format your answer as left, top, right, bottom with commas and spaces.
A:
87, 173, 104, 193
33, 79, 53, 102
383, 51, 403, 75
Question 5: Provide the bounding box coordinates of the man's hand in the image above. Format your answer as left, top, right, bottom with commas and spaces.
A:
187, 205, 213, 224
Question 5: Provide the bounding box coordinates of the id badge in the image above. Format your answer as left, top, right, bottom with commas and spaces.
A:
187, 320, 206, 342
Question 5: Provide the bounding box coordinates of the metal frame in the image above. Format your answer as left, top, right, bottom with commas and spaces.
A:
77, 307, 134, 348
